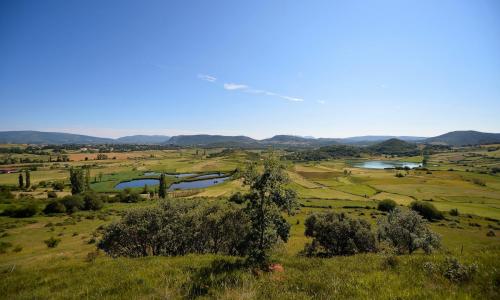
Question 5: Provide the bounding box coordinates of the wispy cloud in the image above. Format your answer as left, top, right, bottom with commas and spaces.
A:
317, 100, 326, 104
199, 74, 306, 103
198, 74, 217, 82
223, 83, 248, 90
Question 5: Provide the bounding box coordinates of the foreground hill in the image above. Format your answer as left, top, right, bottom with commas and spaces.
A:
0, 131, 115, 144
425, 131, 500, 146
115, 135, 170, 144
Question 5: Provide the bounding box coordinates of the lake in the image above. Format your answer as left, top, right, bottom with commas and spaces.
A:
115, 176, 230, 190
353, 160, 422, 169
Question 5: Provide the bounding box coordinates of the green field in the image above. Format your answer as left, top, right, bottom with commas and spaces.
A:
1, 146, 499, 299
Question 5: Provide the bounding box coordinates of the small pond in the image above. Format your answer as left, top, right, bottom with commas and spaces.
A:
115, 176, 230, 190
115, 179, 160, 190
353, 160, 422, 169
168, 177, 230, 191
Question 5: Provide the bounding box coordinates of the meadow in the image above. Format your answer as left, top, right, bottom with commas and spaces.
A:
0, 145, 499, 299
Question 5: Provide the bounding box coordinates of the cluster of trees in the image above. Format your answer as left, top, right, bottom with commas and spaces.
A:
43, 192, 106, 214
284, 145, 362, 161
303, 207, 441, 257
99, 154, 297, 267
69, 167, 92, 194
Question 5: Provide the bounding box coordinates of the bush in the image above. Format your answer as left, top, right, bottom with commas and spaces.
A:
395, 173, 404, 178
377, 199, 397, 212
471, 178, 486, 187
43, 200, 67, 214
442, 257, 478, 283
486, 230, 496, 237
303, 212, 377, 256
2, 204, 38, 218
99, 200, 251, 257
60, 195, 84, 213
83, 193, 104, 211
0, 241, 13, 253
228, 192, 247, 204
115, 188, 142, 203
449, 208, 459, 216
47, 191, 58, 198
52, 182, 65, 191
377, 208, 441, 254
410, 201, 443, 221
44, 237, 61, 248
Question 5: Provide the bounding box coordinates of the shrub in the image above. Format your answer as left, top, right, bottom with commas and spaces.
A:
228, 192, 246, 204
486, 230, 496, 237
47, 191, 58, 198
99, 200, 251, 257
395, 173, 404, 178
471, 178, 486, 187
43, 200, 67, 214
377, 207, 441, 254
449, 208, 459, 216
410, 201, 443, 221
0, 241, 13, 253
13, 245, 23, 252
60, 195, 84, 213
115, 188, 141, 203
44, 237, 61, 248
83, 193, 104, 211
442, 257, 478, 283
52, 182, 65, 191
303, 212, 377, 256
377, 199, 397, 212
2, 204, 38, 218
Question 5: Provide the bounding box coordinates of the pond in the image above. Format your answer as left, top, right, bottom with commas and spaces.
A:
115, 176, 230, 190
115, 179, 160, 190
168, 176, 230, 191
353, 160, 422, 169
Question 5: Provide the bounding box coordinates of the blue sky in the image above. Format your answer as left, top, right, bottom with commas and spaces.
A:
1, 0, 499, 139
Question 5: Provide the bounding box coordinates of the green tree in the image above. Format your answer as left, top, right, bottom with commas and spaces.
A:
377, 207, 441, 254
241, 154, 298, 267
18, 173, 24, 189
25, 170, 31, 189
83, 166, 91, 190
69, 168, 86, 195
159, 174, 167, 199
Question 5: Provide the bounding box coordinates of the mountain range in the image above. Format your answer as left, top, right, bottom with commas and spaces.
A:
0, 130, 499, 147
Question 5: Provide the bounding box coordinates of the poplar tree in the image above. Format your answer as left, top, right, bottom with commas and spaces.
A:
18, 173, 24, 189
25, 170, 31, 189
159, 174, 167, 199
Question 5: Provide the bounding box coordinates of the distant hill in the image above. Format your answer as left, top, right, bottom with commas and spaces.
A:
425, 131, 500, 146
0, 131, 115, 144
166, 135, 257, 146
116, 135, 170, 144
368, 138, 419, 155
338, 135, 427, 145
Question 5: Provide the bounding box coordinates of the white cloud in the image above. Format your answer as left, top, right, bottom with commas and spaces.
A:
317, 100, 326, 104
223, 83, 248, 90
198, 74, 217, 82
199, 73, 305, 103
279, 95, 304, 102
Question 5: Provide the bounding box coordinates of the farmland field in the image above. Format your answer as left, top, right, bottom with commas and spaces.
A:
0, 145, 499, 299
